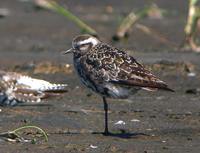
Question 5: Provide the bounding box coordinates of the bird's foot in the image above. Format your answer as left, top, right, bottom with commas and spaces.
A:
102, 130, 111, 136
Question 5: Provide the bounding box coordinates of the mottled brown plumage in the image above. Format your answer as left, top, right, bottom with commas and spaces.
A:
64, 34, 173, 135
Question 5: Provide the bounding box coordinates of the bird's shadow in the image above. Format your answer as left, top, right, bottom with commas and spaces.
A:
52, 129, 149, 139
92, 129, 149, 139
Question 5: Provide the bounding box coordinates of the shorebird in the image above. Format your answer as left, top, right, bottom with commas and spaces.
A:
64, 34, 173, 135
0, 70, 68, 106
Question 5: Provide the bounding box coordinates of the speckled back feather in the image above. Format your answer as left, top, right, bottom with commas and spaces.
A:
79, 43, 173, 92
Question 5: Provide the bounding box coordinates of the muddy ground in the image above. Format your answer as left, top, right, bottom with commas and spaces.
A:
0, 0, 200, 153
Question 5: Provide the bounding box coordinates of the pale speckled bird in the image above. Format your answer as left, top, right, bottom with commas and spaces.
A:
0, 70, 68, 106
64, 34, 174, 135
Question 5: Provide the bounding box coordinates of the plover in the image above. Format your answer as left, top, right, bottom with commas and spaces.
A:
64, 34, 174, 135
0, 70, 68, 106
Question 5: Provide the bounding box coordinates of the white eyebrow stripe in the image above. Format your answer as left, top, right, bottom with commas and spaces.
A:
78, 37, 99, 46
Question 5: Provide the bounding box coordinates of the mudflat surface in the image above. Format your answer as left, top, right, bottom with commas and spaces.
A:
0, 0, 200, 153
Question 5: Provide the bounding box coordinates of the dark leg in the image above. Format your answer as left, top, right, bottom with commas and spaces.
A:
103, 97, 109, 135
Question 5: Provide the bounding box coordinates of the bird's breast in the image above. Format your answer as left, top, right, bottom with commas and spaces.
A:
73, 57, 99, 92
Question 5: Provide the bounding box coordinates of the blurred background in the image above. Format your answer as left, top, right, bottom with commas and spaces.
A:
0, 0, 200, 153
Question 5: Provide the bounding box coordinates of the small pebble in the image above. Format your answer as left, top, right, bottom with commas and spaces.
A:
65, 64, 71, 68
90, 144, 98, 149
131, 119, 140, 122
187, 72, 196, 77
156, 96, 164, 100
146, 128, 152, 131
114, 120, 126, 125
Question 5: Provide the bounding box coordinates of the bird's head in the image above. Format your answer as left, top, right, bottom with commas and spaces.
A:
63, 34, 100, 56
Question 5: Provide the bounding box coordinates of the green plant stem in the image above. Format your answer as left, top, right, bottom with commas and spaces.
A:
185, 0, 200, 36
114, 5, 153, 39
12, 125, 48, 142
48, 1, 97, 36
183, 0, 200, 52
